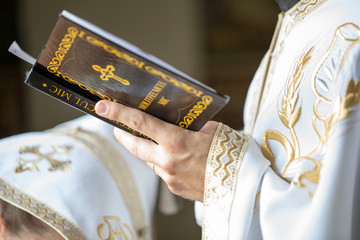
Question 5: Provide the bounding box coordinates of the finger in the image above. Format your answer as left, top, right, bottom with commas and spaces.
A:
150, 163, 167, 181
95, 100, 183, 144
146, 162, 153, 169
146, 162, 161, 176
199, 121, 219, 134
113, 127, 161, 164
146, 162, 159, 174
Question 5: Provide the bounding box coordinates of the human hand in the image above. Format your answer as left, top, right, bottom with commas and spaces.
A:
95, 100, 218, 202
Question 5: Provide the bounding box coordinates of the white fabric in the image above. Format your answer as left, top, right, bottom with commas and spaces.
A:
0, 116, 158, 240
197, 0, 360, 239
56, 115, 159, 219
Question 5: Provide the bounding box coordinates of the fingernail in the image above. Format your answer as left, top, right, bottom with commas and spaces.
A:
95, 101, 108, 115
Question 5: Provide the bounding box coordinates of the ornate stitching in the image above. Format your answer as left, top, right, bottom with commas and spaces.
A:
202, 123, 249, 240
0, 178, 87, 240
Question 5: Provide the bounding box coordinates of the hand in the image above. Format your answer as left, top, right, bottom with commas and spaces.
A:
95, 100, 218, 202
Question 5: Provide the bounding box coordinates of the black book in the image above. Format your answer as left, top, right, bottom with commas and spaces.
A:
14, 10, 229, 138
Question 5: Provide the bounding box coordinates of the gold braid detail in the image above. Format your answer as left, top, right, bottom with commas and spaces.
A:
202, 123, 249, 240
0, 178, 88, 240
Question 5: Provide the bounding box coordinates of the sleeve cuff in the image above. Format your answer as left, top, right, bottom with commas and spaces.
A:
202, 123, 249, 239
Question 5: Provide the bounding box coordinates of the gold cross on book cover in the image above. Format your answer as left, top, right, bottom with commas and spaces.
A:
14, 10, 230, 138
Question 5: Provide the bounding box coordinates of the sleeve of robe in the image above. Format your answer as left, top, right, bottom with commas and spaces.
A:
195, 40, 360, 240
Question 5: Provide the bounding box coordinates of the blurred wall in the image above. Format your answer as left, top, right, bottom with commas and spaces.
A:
205, 0, 279, 129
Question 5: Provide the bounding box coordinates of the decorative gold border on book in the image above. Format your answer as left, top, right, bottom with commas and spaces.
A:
202, 123, 249, 240
178, 95, 213, 129
0, 178, 88, 240
47, 27, 79, 74
47, 26, 204, 100
45, 25, 214, 133
84, 34, 204, 98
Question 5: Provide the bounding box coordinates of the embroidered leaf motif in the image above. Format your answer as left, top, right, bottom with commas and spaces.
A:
263, 47, 314, 178
297, 158, 322, 187
335, 79, 360, 122
324, 66, 333, 82
289, 107, 301, 128
279, 111, 289, 127
317, 78, 330, 93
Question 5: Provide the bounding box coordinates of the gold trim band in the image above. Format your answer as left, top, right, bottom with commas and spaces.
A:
202, 123, 249, 240
0, 178, 87, 240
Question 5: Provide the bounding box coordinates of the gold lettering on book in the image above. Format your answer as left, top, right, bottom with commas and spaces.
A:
46, 84, 72, 101
47, 27, 204, 109
158, 96, 170, 106
53, 71, 116, 102
138, 80, 167, 110
143, 66, 203, 97
92, 64, 130, 86
74, 96, 95, 112
86, 36, 146, 70
85, 34, 203, 97
47, 27, 78, 73
179, 95, 213, 128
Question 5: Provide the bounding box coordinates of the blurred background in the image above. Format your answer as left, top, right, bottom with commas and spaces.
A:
0, 0, 279, 239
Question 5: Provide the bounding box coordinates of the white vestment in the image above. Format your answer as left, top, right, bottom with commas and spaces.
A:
196, 0, 360, 239
0, 116, 158, 240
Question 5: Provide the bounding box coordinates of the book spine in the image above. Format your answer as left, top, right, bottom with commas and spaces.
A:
25, 68, 148, 139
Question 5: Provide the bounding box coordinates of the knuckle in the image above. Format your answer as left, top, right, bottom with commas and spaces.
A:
161, 169, 186, 197
130, 113, 146, 129
164, 176, 179, 193
128, 141, 139, 157
107, 103, 121, 120
168, 183, 182, 197
161, 161, 177, 176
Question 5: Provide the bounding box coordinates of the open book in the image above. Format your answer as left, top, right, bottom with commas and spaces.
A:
11, 10, 229, 138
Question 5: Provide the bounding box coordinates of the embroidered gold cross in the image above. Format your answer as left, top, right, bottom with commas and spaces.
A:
92, 64, 130, 86
15, 145, 72, 173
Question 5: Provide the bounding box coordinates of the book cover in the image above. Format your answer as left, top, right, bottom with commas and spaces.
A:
24, 10, 230, 137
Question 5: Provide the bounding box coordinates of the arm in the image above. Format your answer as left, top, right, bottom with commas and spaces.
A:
95, 43, 360, 240
95, 86, 360, 239
199, 43, 360, 239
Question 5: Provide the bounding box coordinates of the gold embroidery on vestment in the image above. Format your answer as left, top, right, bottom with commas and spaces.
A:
292, 0, 328, 22
202, 123, 248, 240
261, 47, 314, 185
0, 178, 87, 240
15, 145, 72, 173
261, 23, 360, 188
253, 191, 261, 215
253, 0, 328, 132
97, 216, 135, 240
309, 23, 360, 175
49, 127, 149, 240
